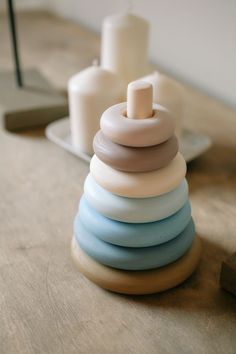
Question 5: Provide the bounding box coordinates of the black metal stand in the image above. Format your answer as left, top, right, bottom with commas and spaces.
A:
7, 0, 23, 87
0, 6, 68, 130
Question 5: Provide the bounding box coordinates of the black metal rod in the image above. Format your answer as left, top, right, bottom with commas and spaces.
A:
7, 0, 23, 87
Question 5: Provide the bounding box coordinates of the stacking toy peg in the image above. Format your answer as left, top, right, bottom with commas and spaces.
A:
127, 81, 153, 119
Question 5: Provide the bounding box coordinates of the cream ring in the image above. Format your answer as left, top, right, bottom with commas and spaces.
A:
84, 175, 188, 223
71, 236, 202, 295
100, 102, 175, 147
93, 130, 179, 172
90, 153, 186, 198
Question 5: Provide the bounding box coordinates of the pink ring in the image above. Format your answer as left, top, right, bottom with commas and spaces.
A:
100, 102, 175, 147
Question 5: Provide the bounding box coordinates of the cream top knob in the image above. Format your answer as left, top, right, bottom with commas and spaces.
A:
127, 81, 153, 119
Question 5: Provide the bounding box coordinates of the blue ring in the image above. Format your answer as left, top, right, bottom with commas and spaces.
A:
74, 219, 195, 270
84, 174, 188, 223
76, 196, 192, 247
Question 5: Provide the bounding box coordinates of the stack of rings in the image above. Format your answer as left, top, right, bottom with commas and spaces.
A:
72, 101, 201, 294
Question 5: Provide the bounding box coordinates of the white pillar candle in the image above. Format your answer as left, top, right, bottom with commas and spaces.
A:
68, 63, 124, 156
141, 71, 184, 138
101, 13, 149, 86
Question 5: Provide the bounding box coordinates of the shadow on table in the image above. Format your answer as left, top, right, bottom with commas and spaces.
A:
112, 236, 236, 313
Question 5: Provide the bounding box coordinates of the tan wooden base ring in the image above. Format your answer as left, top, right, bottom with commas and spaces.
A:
93, 130, 178, 172
71, 236, 202, 295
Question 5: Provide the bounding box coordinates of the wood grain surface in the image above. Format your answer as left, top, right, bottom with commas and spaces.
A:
0, 11, 236, 354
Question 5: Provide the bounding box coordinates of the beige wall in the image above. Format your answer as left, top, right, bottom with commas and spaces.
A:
2, 0, 236, 108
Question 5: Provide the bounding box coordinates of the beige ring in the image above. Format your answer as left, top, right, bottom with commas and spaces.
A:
93, 130, 179, 172
100, 102, 175, 147
71, 236, 202, 295
90, 153, 186, 198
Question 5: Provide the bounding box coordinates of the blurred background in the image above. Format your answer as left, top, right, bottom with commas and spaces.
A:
0, 0, 235, 108
0, 3, 236, 352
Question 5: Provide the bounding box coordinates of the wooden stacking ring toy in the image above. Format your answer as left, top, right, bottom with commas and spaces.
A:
71, 236, 202, 295
93, 130, 179, 172
72, 81, 202, 294
84, 175, 189, 223
100, 102, 175, 147
90, 152, 186, 198
76, 197, 192, 247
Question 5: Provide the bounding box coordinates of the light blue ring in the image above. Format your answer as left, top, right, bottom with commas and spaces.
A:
76, 196, 191, 247
84, 174, 188, 223
74, 219, 195, 270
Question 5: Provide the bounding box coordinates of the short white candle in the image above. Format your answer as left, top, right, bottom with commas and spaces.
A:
68, 63, 124, 155
141, 71, 184, 137
101, 13, 149, 86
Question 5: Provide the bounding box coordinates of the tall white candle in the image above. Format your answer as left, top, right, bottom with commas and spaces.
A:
101, 13, 149, 86
141, 71, 184, 137
68, 63, 124, 155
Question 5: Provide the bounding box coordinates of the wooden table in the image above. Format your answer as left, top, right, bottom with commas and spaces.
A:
0, 11, 236, 354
